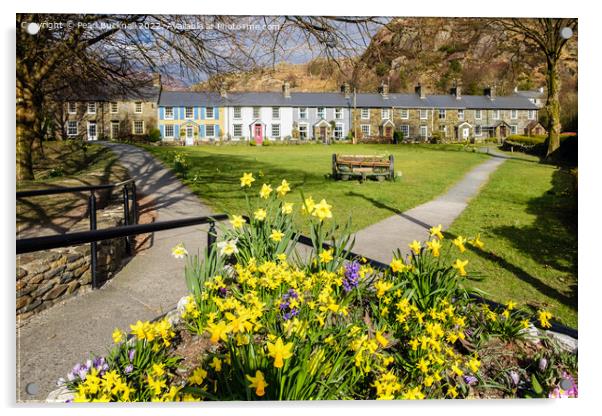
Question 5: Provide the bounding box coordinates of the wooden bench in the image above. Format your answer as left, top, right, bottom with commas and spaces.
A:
332, 154, 395, 181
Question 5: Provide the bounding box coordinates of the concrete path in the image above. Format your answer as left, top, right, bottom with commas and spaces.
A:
16, 142, 213, 402
352, 156, 506, 264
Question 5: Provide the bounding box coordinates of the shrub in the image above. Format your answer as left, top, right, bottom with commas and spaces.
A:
146, 128, 161, 143
249, 139, 256, 147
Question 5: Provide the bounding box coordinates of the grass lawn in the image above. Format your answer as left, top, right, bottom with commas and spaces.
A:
142, 143, 488, 233
17, 141, 129, 237
447, 159, 578, 328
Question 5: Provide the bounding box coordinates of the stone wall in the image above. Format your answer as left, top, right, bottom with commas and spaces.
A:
16, 204, 128, 324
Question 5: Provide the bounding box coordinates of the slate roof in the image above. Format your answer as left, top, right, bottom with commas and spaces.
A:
159, 90, 539, 110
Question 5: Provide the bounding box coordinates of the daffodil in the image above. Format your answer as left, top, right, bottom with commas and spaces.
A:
246, 370, 268, 397
417, 358, 429, 373
276, 179, 291, 197
452, 259, 469, 276
301, 196, 316, 215
375, 331, 389, 348
506, 300, 516, 311
240, 172, 255, 187
209, 357, 222, 373
112, 328, 124, 344
147, 374, 166, 396
254, 208, 267, 221
230, 215, 246, 229
270, 229, 285, 242
171, 243, 188, 259
408, 240, 421, 255
521, 319, 531, 329
538, 310, 552, 328
429, 224, 444, 240
470, 234, 484, 249
447, 386, 459, 398
319, 248, 334, 264
452, 236, 467, 252
266, 337, 294, 368
188, 367, 207, 386
259, 183, 273, 199
207, 320, 230, 343
426, 239, 442, 257
374, 281, 393, 298
390, 259, 406, 273
312, 199, 333, 221
468, 356, 481, 373
281, 202, 294, 214
217, 239, 238, 256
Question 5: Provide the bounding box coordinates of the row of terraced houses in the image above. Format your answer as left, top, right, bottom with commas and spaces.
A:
61, 78, 545, 144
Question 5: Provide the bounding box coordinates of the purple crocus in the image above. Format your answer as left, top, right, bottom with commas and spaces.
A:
124, 364, 134, 374
509, 371, 520, 386
464, 375, 478, 385
343, 261, 360, 292
128, 349, 136, 362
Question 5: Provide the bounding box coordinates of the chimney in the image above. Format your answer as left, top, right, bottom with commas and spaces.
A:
415, 83, 426, 99
282, 81, 291, 98
450, 82, 462, 100
378, 82, 389, 99
219, 83, 228, 98
484, 85, 495, 100
152, 73, 162, 88
340, 82, 351, 99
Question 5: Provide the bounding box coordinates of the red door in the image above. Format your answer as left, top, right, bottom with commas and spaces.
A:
254, 124, 263, 144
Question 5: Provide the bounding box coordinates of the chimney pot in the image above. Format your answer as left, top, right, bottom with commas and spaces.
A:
379, 82, 389, 99
282, 82, 291, 98
484, 85, 495, 100
341, 82, 351, 98
415, 83, 426, 99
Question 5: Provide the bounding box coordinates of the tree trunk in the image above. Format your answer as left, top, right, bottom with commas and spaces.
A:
545, 58, 562, 158
16, 77, 37, 181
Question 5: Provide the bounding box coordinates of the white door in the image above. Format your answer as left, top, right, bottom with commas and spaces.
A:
87, 122, 97, 141
185, 126, 194, 146
462, 127, 469, 139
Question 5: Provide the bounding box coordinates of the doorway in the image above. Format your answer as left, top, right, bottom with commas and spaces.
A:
87, 122, 97, 141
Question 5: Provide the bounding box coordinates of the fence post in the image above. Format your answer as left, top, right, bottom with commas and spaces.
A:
89, 192, 98, 289
207, 220, 217, 255
122, 186, 132, 255
131, 182, 138, 225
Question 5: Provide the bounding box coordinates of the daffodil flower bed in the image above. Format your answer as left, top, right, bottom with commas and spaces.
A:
58, 173, 577, 401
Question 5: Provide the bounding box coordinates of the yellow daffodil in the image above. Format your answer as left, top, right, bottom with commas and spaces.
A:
451, 364, 464, 377
408, 240, 421, 255
240, 172, 255, 187
229, 215, 246, 229
259, 183, 273, 199
452, 259, 469, 276
426, 239, 442, 257
281, 202, 294, 215
147, 374, 166, 396
171, 243, 188, 259
207, 320, 230, 344
266, 337, 294, 368
538, 310, 553, 328
375, 281, 393, 298
470, 234, 484, 249
217, 240, 238, 256
112, 328, 124, 344
452, 236, 467, 253
417, 358, 429, 373
521, 319, 531, 329
130, 320, 155, 342
390, 259, 406, 273
506, 300, 516, 311
312, 199, 333, 221
188, 367, 207, 386
246, 370, 268, 397
276, 179, 291, 197
152, 363, 165, 377
319, 248, 334, 264
447, 386, 459, 398
375, 331, 389, 348
402, 386, 425, 400
429, 224, 444, 240
209, 357, 222, 373
254, 208, 267, 221
270, 229, 285, 242
468, 356, 481, 373
301, 196, 316, 215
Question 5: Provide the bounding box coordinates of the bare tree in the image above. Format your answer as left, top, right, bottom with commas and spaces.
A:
495, 18, 577, 158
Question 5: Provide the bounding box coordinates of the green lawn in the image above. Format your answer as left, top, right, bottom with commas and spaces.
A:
142, 143, 488, 232
447, 159, 578, 328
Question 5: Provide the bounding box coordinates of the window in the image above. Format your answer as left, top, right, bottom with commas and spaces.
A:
475, 109, 482, 120
165, 107, 174, 119
298, 107, 307, 119
317, 107, 325, 119
335, 108, 343, 119
111, 121, 120, 138
135, 102, 143, 113
511, 109, 518, 119
361, 108, 370, 119
511, 125, 518, 135
420, 125, 428, 138
272, 107, 280, 119
253, 107, 260, 119
271, 124, 280, 138
185, 107, 194, 119
439, 125, 447, 137
334, 123, 343, 139
420, 109, 428, 120
164, 124, 174, 138
110, 102, 118, 113
233, 107, 242, 119
206, 125, 215, 138
438, 109, 446, 120
206, 107, 215, 119
133, 121, 144, 135
528, 110, 536, 120
492, 110, 500, 120
399, 108, 409, 119
68, 102, 77, 114
458, 109, 464, 120
299, 124, 308, 139
233, 124, 243, 138
361, 124, 370, 137
381, 109, 390, 119
67, 121, 78, 136
400, 125, 409, 137
475, 125, 482, 136
87, 102, 96, 114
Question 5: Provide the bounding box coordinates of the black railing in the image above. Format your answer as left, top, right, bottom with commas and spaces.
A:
17, 179, 137, 288
15, 211, 577, 339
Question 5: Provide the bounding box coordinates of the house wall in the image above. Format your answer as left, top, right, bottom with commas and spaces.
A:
292, 107, 349, 140
158, 106, 226, 141
225, 106, 294, 141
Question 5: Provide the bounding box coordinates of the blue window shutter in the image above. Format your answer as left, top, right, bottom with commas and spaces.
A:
194, 107, 199, 119
200, 125, 205, 138
159, 107, 164, 120
215, 108, 219, 120
174, 125, 179, 138
160, 125, 165, 138
201, 107, 205, 120
216, 125, 220, 137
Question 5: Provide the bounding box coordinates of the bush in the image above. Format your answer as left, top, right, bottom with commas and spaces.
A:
249, 139, 256, 147
146, 128, 161, 143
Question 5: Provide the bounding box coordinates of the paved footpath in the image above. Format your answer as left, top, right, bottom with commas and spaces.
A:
16, 142, 213, 402
352, 156, 506, 264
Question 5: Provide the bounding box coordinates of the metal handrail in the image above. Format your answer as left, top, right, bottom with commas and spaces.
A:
16, 178, 135, 198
